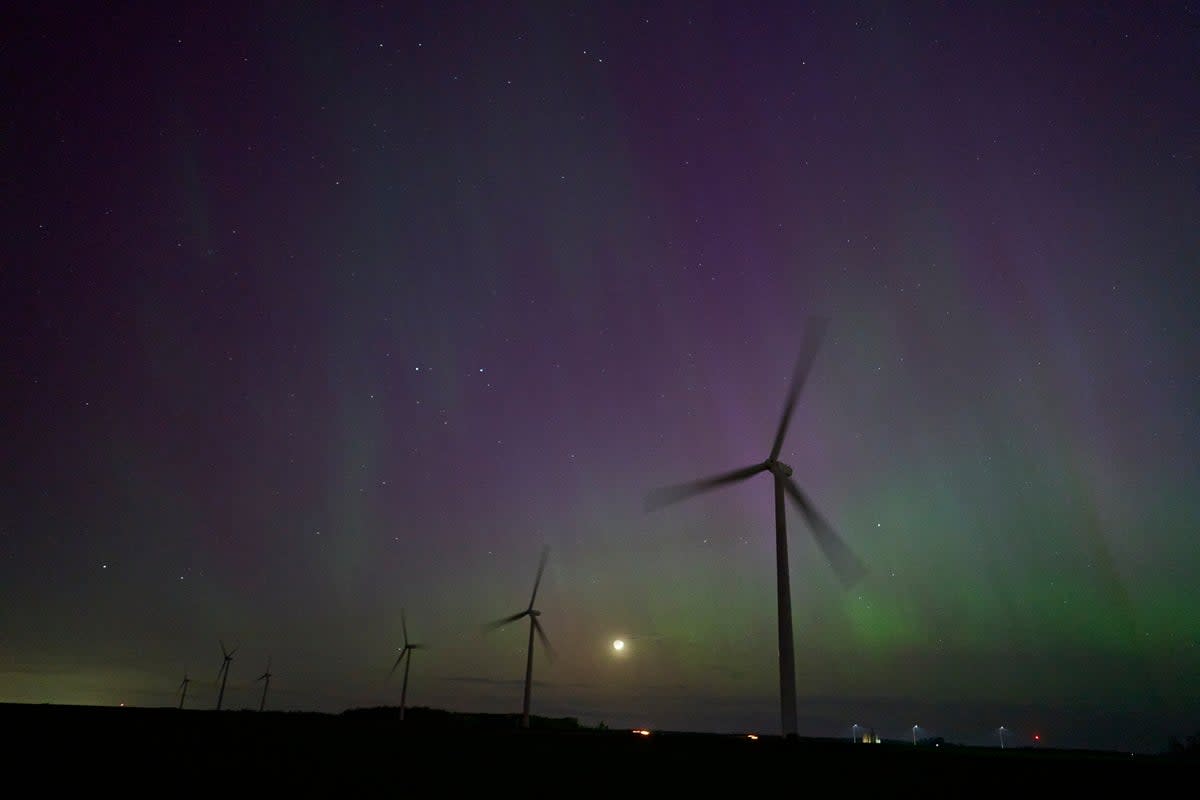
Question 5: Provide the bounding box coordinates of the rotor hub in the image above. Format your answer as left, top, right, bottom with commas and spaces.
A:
767, 459, 793, 478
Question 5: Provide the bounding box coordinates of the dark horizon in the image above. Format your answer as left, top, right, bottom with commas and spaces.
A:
13, 702, 1193, 793
5, 700, 1197, 758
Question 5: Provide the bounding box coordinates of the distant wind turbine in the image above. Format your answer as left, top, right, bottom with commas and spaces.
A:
256, 656, 273, 712
644, 316, 868, 738
388, 609, 424, 722
484, 545, 556, 729
215, 640, 237, 711
178, 671, 190, 710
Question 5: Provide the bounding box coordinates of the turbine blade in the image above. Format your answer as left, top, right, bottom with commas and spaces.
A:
769, 315, 828, 461
401, 609, 409, 646
533, 617, 556, 663
528, 545, 549, 609
220, 640, 228, 657
484, 611, 528, 631
389, 649, 407, 676
783, 477, 867, 587
644, 463, 767, 511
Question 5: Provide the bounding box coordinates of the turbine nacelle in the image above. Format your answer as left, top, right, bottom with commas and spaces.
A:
767, 459, 793, 478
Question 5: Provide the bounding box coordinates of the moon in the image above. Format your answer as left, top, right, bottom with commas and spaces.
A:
612, 639, 625, 651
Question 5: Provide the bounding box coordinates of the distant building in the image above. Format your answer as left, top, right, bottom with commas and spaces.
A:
860, 727, 880, 744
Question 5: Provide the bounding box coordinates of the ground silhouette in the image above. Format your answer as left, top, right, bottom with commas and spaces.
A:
4, 702, 1191, 790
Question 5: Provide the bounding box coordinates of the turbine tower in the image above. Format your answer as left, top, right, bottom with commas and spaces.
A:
644, 317, 867, 738
178, 672, 190, 710
389, 609, 424, 722
215, 640, 237, 711
256, 656, 272, 712
485, 545, 556, 729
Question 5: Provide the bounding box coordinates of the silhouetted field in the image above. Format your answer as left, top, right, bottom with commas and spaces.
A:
4, 702, 1190, 790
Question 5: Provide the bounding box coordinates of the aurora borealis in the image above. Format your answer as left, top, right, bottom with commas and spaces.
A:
4, 2, 1198, 753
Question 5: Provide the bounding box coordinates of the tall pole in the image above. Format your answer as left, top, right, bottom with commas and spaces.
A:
400, 651, 411, 722
179, 677, 188, 710
522, 617, 536, 728
216, 660, 230, 710
258, 675, 269, 712
774, 469, 798, 738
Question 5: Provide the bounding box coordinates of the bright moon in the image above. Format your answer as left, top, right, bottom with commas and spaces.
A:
612, 639, 625, 651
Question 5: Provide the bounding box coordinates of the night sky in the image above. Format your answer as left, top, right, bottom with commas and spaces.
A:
5, 2, 1198, 754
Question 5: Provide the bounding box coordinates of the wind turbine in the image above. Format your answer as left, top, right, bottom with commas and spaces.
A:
485, 545, 556, 729
389, 609, 424, 722
644, 316, 867, 738
178, 671, 190, 710
256, 656, 272, 712
215, 640, 237, 711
